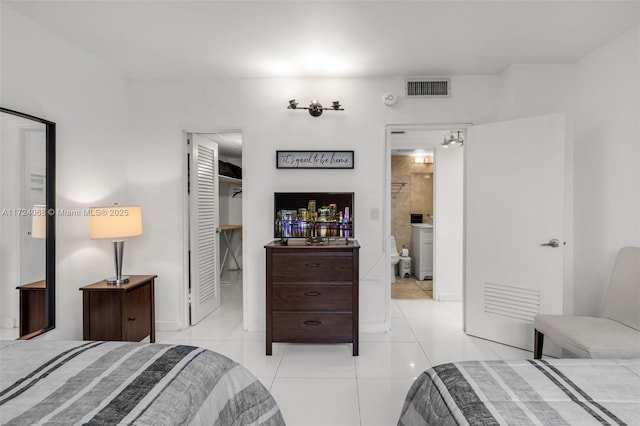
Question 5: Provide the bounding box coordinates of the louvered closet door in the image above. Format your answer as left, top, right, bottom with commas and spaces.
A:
189, 135, 220, 325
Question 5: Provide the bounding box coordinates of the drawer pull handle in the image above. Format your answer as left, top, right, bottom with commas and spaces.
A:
127, 317, 136, 321
304, 320, 322, 326
305, 263, 321, 268
304, 292, 321, 297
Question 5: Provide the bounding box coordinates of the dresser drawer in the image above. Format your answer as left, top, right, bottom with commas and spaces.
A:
272, 312, 352, 342
272, 285, 352, 311
271, 252, 353, 282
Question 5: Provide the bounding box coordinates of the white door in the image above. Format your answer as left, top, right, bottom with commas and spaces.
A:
189, 134, 221, 325
465, 114, 565, 351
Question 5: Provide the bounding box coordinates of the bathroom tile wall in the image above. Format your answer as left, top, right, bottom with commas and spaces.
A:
391, 155, 433, 256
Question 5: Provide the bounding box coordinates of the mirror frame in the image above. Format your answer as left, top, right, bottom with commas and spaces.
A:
1, 107, 56, 338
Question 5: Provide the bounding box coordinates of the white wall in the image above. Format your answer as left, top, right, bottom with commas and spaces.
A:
498, 64, 576, 121
128, 76, 500, 333
7, 2, 634, 338
1, 4, 130, 339
572, 27, 640, 315
496, 63, 576, 314
0, 114, 27, 328
497, 27, 640, 316
433, 144, 464, 301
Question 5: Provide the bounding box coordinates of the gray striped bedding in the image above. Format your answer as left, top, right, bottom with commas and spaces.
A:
0, 340, 284, 425
398, 358, 640, 426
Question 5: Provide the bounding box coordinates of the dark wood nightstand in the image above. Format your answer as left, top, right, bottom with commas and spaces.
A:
16, 279, 46, 337
80, 275, 157, 342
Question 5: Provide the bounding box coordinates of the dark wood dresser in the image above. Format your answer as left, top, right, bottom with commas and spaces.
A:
80, 275, 156, 342
265, 240, 360, 356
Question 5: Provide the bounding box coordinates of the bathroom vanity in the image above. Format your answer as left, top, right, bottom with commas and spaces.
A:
412, 224, 433, 280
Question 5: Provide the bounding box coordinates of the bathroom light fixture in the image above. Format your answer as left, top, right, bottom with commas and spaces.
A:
442, 130, 464, 147
287, 99, 344, 117
413, 155, 433, 164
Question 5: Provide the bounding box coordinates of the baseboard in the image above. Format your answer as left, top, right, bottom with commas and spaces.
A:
360, 322, 388, 333
157, 321, 390, 334
155, 321, 182, 332
0, 317, 16, 329
435, 293, 462, 302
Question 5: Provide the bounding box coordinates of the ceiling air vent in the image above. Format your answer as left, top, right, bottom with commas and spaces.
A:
405, 78, 450, 98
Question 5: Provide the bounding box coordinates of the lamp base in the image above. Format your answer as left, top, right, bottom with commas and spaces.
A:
106, 275, 130, 285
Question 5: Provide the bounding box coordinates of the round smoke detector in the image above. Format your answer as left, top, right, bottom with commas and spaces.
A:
382, 92, 397, 106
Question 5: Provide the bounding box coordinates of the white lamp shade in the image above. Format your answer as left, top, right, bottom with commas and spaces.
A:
31, 205, 46, 239
89, 205, 143, 239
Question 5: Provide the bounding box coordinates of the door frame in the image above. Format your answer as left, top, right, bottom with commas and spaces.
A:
384, 123, 470, 329
384, 116, 574, 349
181, 128, 244, 329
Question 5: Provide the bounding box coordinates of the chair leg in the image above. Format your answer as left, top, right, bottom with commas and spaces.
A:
534, 329, 544, 359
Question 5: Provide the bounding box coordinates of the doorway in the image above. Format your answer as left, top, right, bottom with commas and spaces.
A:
386, 114, 567, 352
211, 132, 243, 320
386, 125, 467, 305
183, 130, 243, 328
390, 148, 434, 300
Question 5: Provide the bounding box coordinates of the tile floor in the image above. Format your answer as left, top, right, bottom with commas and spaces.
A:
390, 275, 432, 299
157, 270, 535, 426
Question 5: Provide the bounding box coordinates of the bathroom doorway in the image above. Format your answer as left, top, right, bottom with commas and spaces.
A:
386, 125, 466, 302
390, 149, 434, 300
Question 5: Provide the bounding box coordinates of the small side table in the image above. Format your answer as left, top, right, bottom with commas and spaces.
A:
16, 280, 46, 337
220, 224, 242, 275
80, 275, 157, 342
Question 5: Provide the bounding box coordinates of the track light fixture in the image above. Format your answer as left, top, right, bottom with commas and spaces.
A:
287, 99, 344, 117
442, 130, 464, 147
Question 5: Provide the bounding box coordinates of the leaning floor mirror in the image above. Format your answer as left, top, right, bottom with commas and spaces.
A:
0, 107, 55, 339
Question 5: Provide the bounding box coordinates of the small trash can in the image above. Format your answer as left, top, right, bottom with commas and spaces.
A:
399, 256, 411, 278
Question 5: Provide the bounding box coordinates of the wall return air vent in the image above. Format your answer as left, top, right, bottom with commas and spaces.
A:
405, 78, 450, 98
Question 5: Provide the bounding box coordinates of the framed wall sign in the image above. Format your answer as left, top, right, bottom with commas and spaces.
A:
276, 150, 354, 169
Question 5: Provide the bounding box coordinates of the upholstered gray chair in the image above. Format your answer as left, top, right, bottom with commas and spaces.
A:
534, 246, 640, 359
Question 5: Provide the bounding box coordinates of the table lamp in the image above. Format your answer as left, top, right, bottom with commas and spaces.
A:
89, 204, 142, 285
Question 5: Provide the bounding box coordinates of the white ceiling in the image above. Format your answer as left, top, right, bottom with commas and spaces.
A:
6, 1, 639, 79
8, 1, 636, 157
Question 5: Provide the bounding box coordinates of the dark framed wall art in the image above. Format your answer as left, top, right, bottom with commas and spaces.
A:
276, 150, 354, 169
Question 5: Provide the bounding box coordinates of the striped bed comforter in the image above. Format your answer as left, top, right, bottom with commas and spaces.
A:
398, 358, 640, 426
0, 340, 284, 425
